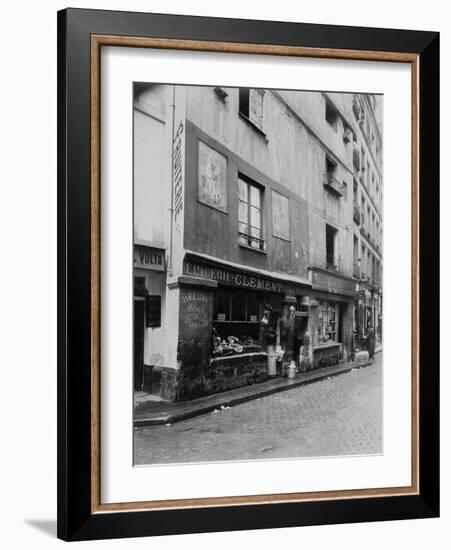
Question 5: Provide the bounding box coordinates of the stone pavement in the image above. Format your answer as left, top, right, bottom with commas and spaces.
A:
134, 352, 382, 465
134, 355, 375, 427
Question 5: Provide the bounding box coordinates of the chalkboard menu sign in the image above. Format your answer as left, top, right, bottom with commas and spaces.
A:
146, 295, 161, 328
178, 288, 214, 367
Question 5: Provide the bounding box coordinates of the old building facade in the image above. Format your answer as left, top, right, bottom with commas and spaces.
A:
351, 94, 383, 348
133, 83, 383, 401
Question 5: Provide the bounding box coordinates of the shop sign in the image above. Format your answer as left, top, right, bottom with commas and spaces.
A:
183, 260, 283, 293
173, 121, 184, 225
311, 269, 356, 297
134, 245, 165, 271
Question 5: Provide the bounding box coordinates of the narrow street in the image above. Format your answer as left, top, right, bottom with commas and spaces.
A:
134, 353, 382, 465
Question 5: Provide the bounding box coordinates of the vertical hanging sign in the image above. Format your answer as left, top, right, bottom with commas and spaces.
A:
173, 121, 184, 227
171, 86, 186, 274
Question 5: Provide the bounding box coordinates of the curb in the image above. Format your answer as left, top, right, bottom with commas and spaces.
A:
134, 360, 374, 427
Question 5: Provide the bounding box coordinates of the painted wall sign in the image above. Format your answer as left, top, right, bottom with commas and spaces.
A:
134, 245, 165, 271
173, 121, 184, 224
183, 260, 283, 293
272, 190, 290, 240
198, 140, 228, 212
311, 269, 356, 296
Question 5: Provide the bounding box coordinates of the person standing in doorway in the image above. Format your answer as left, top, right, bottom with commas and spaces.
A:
367, 327, 376, 360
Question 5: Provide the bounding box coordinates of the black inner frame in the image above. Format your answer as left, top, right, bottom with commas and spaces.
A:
57, 8, 440, 541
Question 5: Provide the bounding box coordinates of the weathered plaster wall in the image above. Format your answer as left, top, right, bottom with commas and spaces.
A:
183, 118, 311, 281
185, 86, 354, 279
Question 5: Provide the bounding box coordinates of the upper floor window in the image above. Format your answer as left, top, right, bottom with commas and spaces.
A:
325, 100, 339, 129
238, 175, 265, 251
361, 243, 366, 275
324, 157, 344, 197
238, 88, 264, 132
326, 224, 338, 269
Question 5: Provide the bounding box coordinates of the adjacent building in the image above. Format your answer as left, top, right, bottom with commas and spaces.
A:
133, 83, 383, 402
351, 94, 383, 347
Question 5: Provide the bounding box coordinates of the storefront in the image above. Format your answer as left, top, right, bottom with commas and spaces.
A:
308, 267, 356, 367
354, 284, 383, 350
133, 244, 166, 393
161, 255, 311, 401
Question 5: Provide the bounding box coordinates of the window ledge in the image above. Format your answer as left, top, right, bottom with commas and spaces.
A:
239, 112, 268, 142
238, 242, 267, 255
272, 234, 291, 243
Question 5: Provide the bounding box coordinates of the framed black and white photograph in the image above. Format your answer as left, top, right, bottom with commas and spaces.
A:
132, 83, 384, 466
57, 8, 439, 542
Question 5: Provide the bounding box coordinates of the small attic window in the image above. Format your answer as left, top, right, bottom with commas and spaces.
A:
325, 101, 338, 129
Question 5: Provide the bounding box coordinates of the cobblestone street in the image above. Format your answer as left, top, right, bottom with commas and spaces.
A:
134, 353, 382, 465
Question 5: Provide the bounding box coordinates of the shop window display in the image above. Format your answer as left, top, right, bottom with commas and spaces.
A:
317, 301, 339, 343
212, 289, 281, 356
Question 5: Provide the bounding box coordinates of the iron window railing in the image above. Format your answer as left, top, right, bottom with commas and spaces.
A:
238, 231, 266, 252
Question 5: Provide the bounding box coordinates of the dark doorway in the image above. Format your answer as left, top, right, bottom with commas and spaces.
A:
294, 315, 309, 365
134, 299, 145, 391
338, 304, 345, 359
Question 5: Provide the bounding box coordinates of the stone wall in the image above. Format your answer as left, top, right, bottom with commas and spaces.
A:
313, 344, 342, 369
159, 353, 268, 402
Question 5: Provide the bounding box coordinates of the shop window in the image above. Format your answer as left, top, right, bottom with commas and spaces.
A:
214, 288, 263, 324
238, 88, 264, 132
238, 175, 265, 251
213, 288, 266, 354
326, 224, 337, 270
215, 288, 231, 321
231, 291, 246, 322
325, 100, 338, 129
247, 292, 260, 323
317, 301, 339, 343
